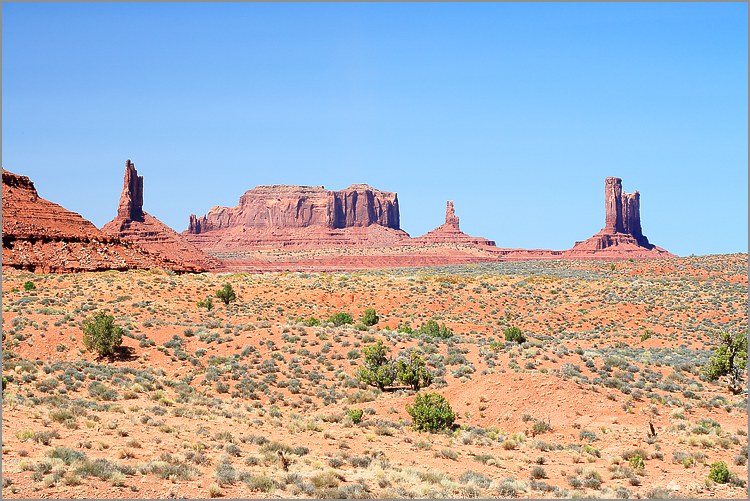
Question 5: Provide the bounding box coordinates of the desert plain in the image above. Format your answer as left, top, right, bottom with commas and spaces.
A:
1, 253, 747, 499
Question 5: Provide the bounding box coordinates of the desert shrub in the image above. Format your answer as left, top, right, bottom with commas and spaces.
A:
23, 281, 36, 291
298, 317, 320, 327
406, 392, 455, 432
397, 322, 413, 334
356, 340, 395, 390
82, 312, 123, 358
216, 284, 236, 305
708, 461, 729, 484
329, 312, 353, 327
504, 326, 526, 344
396, 352, 433, 391
702, 331, 747, 394
346, 408, 364, 424
198, 296, 214, 311
530, 466, 547, 479
361, 308, 379, 327
419, 319, 452, 339
629, 455, 645, 471
48, 447, 87, 465
532, 419, 552, 435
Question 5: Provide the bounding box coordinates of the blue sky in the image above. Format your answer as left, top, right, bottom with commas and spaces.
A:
3, 2, 747, 256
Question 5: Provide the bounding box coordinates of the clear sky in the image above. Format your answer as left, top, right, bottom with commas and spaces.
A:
3, 2, 747, 256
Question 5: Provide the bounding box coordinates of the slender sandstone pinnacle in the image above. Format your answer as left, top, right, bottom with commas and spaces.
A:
445, 200, 460, 229
117, 159, 144, 221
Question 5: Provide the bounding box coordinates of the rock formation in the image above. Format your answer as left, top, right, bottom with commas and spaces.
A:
415, 200, 496, 247
102, 160, 218, 272
1, 169, 181, 273
565, 177, 672, 258
183, 184, 410, 251
118, 160, 144, 221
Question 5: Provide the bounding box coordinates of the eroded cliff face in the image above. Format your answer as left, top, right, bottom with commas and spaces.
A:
1, 169, 178, 273
187, 184, 400, 234
102, 160, 218, 272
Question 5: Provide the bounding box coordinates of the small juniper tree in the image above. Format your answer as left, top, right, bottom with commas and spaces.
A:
504, 326, 526, 344
406, 392, 456, 432
356, 340, 395, 390
216, 283, 236, 305
702, 331, 747, 394
361, 308, 379, 327
396, 351, 433, 391
82, 312, 123, 358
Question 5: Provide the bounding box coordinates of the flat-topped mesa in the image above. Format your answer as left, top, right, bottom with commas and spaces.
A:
118, 160, 144, 221
187, 184, 401, 234
102, 160, 218, 272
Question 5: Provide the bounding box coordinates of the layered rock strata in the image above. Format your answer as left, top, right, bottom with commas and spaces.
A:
184, 184, 409, 250
1, 169, 178, 273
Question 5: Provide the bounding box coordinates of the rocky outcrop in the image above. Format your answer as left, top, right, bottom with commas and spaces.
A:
415, 201, 496, 247
183, 184, 409, 250
1, 169, 180, 273
102, 160, 218, 272
118, 160, 144, 221
565, 177, 672, 258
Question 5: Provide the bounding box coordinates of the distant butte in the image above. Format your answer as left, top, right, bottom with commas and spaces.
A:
564, 177, 673, 259
102, 160, 219, 272
183, 184, 411, 251
1, 169, 179, 273
415, 201, 496, 247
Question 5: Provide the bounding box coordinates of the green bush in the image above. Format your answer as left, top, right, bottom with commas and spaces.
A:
23, 281, 36, 291
702, 331, 747, 394
82, 312, 123, 358
216, 283, 237, 305
356, 340, 395, 390
419, 319, 452, 339
329, 312, 353, 326
397, 322, 413, 334
708, 461, 730, 484
198, 296, 214, 311
504, 326, 526, 344
346, 409, 364, 424
361, 308, 379, 327
406, 392, 456, 432
629, 455, 645, 471
396, 352, 433, 391
297, 317, 320, 327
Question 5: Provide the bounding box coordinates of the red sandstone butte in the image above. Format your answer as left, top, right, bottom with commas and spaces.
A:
183, 184, 411, 251
102, 160, 218, 272
1, 169, 177, 273
564, 177, 673, 259
416, 200, 496, 247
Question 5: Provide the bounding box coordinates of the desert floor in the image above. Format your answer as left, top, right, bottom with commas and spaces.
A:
1, 254, 748, 499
